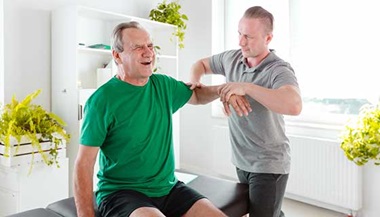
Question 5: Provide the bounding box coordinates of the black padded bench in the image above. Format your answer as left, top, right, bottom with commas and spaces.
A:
6, 208, 62, 217
8, 173, 249, 217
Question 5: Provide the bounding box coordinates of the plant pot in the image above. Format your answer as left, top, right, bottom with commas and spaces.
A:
0, 135, 66, 167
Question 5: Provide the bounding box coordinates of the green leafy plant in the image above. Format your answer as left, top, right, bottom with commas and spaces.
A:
153, 45, 162, 73
0, 89, 70, 169
340, 103, 380, 166
149, 0, 188, 49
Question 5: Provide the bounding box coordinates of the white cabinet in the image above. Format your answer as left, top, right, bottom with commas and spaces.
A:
51, 6, 180, 192
0, 158, 69, 216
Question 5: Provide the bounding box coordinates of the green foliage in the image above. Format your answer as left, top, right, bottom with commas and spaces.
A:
340, 103, 380, 166
149, 0, 188, 49
153, 45, 161, 73
0, 89, 70, 168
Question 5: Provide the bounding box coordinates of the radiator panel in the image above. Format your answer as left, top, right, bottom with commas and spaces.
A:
210, 127, 362, 214
286, 135, 362, 213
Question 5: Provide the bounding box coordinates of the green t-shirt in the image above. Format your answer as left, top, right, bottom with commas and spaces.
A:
80, 74, 193, 205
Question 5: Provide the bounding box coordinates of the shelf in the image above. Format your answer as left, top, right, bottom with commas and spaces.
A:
77, 6, 176, 31
77, 46, 111, 55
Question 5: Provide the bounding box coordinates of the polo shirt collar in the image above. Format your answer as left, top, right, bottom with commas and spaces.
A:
240, 50, 277, 73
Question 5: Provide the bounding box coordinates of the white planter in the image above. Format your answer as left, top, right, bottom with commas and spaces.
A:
0, 136, 66, 167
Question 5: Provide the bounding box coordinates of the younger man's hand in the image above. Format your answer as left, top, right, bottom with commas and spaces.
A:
186, 82, 204, 90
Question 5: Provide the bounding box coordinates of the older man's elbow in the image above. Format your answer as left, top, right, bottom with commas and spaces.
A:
187, 92, 200, 105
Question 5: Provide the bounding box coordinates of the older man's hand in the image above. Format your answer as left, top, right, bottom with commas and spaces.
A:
223, 95, 252, 117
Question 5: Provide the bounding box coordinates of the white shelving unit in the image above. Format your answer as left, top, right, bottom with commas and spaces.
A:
51, 6, 180, 193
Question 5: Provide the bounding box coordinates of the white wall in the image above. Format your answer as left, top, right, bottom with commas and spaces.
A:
0, 0, 4, 104
3, 0, 51, 107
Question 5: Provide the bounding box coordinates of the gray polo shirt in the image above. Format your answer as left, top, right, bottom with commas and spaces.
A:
209, 49, 299, 174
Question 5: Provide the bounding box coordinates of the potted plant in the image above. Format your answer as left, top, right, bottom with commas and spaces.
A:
149, 0, 188, 49
340, 103, 380, 166
0, 89, 70, 170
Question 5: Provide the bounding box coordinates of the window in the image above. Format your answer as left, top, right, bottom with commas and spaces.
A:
288, 0, 380, 127
213, 0, 380, 131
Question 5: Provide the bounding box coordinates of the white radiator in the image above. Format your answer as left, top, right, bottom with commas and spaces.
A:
208, 127, 362, 214
286, 135, 362, 214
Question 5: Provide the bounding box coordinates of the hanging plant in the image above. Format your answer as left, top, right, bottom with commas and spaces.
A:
149, 0, 188, 49
340, 103, 380, 166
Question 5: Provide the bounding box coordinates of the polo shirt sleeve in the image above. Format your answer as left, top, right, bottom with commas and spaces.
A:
209, 50, 240, 76
271, 63, 299, 89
